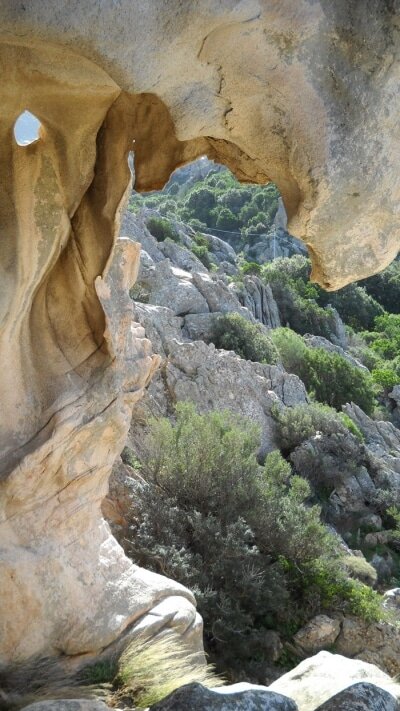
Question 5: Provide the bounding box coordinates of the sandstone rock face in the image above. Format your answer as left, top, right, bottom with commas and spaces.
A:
149, 682, 298, 711
2, 2, 399, 288
0, 43, 201, 664
269, 652, 400, 711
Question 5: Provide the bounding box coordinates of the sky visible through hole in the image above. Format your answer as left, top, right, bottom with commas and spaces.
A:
14, 111, 41, 146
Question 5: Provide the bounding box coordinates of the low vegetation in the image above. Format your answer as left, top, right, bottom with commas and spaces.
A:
122, 404, 384, 681
210, 312, 279, 365
270, 328, 376, 414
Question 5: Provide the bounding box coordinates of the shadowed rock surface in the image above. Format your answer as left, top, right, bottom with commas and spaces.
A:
148, 681, 298, 711
313, 682, 399, 711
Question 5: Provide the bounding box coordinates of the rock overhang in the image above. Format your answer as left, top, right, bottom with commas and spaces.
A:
0, 0, 398, 289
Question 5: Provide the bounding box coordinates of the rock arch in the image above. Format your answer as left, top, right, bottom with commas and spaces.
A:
0, 0, 398, 663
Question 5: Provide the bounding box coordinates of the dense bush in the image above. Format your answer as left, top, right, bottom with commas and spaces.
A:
129, 161, 280, 249
261, 260, 339, 339
146, 216, 179, 242
272, 402, 363, 453
123, 405, 383, 680
361, 260, 400, 313
271, 329, 376, 414
262, 256, 384, 333
210, 312, 279, 365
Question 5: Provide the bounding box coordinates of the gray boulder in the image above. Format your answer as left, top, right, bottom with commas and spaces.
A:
149, 682, 298, 710
313, 682, 399, 711
129, 339, 308, 457
192, 271, 252, 317
145, 260, 209, 316
22, 702, 111, 711
121, 210, 164, 263
134, 303, 183, 356
206, 233, 237, 265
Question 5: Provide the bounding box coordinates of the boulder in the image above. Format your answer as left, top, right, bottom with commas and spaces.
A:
158, 239, 208, 273
383, 589, 400, 613
21, 703, 111, 711
313, 682, 399, 711
145, 261, 209, 316
192, 271, 252, 317
149, 682, 298, 710
183, 312, 227, 342
133, 303, 183, 356
333, 617, 400, 677
269, 652, 400, 711
121, 210, 164, 263
293, 616, 341, 654
206, 233, 238, 266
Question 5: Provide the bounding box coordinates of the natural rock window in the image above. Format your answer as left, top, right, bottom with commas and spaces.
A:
13, 110, 42, 146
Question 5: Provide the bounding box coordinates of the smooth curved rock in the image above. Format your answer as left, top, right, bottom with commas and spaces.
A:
313, 682, 399, 711
269, 652, 400, 711
1, 2, 399, 287
149, 682, 298, 711
0, 43, 201, 664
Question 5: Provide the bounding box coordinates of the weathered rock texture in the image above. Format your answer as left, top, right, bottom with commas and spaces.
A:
313, 682, 399, 711
0, 41, 201, 664
149, 682, 298, 711
1, 1, 399, 287
1, 0, 399, 666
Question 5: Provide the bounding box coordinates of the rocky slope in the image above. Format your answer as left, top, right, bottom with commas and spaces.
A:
103, 207, 400, 687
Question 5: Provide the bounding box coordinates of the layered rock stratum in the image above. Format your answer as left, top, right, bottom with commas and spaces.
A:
0, 0, 399, 667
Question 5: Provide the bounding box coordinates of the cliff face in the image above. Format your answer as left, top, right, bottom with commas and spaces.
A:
0, 0, 399, 664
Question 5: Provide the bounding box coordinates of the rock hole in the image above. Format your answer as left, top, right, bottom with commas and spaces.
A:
14, 110, 42, 146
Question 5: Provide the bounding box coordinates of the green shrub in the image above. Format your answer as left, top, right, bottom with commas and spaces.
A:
272, 402, 357, 452
191, 243, 213, 269
342, 555, 377, 587
146, 216, 179, 242
121, 405, 383, 680
240, 261, 262, 276
210, 313, 279, 365
361, 259, 400, 313
271, 328, 376, 414
372, 368, 399, 391
193, 232, 210, 248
